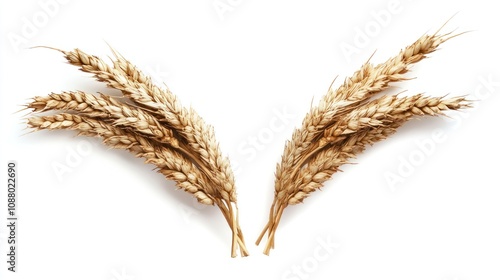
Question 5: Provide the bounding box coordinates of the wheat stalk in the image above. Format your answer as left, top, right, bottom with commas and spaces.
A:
257, 26, 471, 255
27, 113, 215, 203
26, 48, 248, 257
289, 95, 470, 204
58, 47, 238, 203
28, 91, 179, 146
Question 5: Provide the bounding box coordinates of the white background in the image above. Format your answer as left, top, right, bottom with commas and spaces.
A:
1, 1, 500, 279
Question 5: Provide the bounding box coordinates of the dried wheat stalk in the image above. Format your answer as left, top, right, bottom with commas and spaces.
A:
26, 48, 248, 257
256, 26, 471, 255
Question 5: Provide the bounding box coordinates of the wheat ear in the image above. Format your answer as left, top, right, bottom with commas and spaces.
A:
28, 91, 179, 147
257, 26, 471, 255
27, 113, 215, 204
27, 47, 248, 257
59, 47, 239, 203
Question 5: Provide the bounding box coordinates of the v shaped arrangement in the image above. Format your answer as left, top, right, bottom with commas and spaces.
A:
25, 24, 470, 257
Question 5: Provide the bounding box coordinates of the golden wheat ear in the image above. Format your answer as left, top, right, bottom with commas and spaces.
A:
256, 26, 471, 255
25, 47, 248, 258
